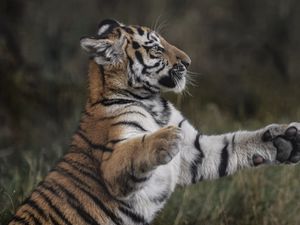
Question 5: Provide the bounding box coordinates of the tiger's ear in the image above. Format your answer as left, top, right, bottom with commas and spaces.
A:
80, 36, 125, 65
80, 19, 125, 65
97, 19, 123, 37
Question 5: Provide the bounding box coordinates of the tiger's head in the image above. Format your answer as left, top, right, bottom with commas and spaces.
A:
80, 19, 191, 94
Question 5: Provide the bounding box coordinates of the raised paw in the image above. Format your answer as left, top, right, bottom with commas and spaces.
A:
262, 123, 300, 163
147, 126, 183, 165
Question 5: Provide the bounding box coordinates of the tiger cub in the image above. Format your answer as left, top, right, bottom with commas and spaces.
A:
9, 19, 300, 225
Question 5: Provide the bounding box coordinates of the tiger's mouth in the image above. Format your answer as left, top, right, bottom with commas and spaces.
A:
158, 64, 187, 91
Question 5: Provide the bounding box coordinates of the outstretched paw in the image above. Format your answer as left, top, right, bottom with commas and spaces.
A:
262, 123, 300, 163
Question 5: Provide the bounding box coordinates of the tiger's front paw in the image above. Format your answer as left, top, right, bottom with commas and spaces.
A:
262, 123, 300, 163
147, 126, 183, 165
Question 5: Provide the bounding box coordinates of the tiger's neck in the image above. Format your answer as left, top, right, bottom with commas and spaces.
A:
88, 60, 160, 104
70, 60, 163, 153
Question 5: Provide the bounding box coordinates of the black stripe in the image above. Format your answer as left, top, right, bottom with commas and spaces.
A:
150, 191, 169, 204
61, 157, 95, 174
218, 141, 229, 177
190, 154, 203, 184
135, 51, 146, 67
129, 157, 149, 183
91, 98, 136, 107
160, 98, 171, 125
111, 121, 148, 132
96, 111, 147, 122
231, 134, 236, 152
23, 210, 42, 225
24, 199, 47, 221
142, 44, 153, 52
127, 54, 135, 78
49, 214, 60, 225
137, 27, 144, 36
122, 26, 134, 34
194, 132, 201, 151
106, 138, 127, 145
144, 40, 154, 45
101, 98, 136, 106
155, 63, 165, 73
97, 111, 147, 122
99, 65, 106, 88
148, 61, 160, 69
190, 133, 204, 183
68, 148, 97, 164
116, 28, 122, 38
123, 90, 153, 100
43, 182, 100, 225
142, 134, 146, 144
129, 174, 149, 183
149, 54, 160, 59
76, 130, 113, 152
145, 81, 160, 91
83, 109, 93, 117
118, 206, 148, 224
178, 119, 186, 128
152, 35, 159, 42
34, 189, 73, 225
10, 216, 29, 225
142, 84, 159, 94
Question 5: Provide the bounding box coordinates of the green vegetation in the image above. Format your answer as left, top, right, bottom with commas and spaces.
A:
1, 0, 300, 224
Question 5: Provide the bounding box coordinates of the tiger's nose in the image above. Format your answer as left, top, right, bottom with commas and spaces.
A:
175, 53, 191, 69
181, 60, 190, 69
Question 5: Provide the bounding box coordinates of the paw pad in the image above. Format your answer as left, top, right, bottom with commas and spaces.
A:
264, 124, 300, 163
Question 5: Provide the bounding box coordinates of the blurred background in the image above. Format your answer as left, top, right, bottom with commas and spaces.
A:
1, 0, 300, 224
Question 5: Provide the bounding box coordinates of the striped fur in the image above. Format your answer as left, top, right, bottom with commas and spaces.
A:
10, 19, 300, 225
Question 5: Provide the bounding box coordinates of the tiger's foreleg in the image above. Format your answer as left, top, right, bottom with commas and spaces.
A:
101, 125, 182, 197
178, 121, 300, 184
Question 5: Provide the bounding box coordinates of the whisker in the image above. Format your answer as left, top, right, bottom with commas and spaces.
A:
153, 14, 163, 31
185, 73, 198, 87
187, 70, 203, 76
183, 88, 193, 97
156, 19, 169, 34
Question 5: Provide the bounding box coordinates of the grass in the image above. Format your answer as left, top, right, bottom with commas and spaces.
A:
154, 166, 300, 225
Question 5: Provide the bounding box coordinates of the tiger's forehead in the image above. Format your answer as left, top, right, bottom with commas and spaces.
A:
121, 26, 161, 44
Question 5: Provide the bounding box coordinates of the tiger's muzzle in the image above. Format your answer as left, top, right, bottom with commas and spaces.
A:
158, 63, 187, 89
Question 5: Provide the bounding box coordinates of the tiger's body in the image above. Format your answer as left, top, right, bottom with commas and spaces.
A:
9, 19, 300, 225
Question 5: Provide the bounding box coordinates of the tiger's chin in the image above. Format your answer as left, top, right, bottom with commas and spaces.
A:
158, 75, 186, 93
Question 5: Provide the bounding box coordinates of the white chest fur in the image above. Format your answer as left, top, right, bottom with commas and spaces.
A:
130, 154, 181, 222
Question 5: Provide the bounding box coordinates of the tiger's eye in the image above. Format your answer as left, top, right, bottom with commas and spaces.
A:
151, 45, 164, 54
